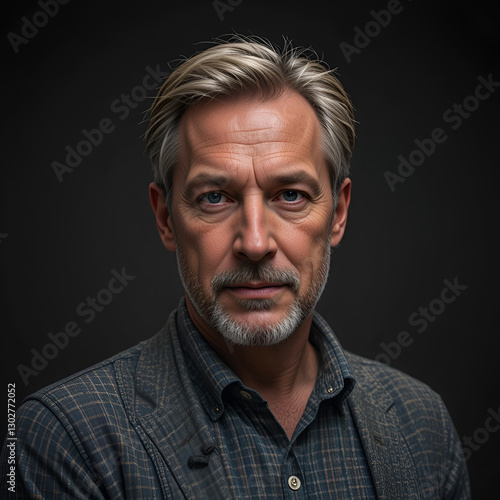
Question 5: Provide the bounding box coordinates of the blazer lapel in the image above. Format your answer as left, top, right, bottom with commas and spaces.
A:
348, 381, 422, 499
117, 323, 233, 499
138, 403, 232, 499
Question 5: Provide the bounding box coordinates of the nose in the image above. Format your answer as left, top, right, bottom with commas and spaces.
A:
232, 195, 278, 262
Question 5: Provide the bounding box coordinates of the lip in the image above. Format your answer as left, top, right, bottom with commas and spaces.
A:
225, 283, 287, 299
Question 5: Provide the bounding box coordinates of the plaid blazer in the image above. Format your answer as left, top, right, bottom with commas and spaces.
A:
1, 308, 470, 499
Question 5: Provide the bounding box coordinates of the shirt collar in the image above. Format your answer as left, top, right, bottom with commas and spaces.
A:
308, 311, 356, 404
176, 297, 356, 419
176, 298, 240, 420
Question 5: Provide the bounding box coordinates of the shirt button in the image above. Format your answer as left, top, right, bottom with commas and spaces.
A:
326, 387, 334, 394
239, 390, 252, 400
288, 475, 301, 491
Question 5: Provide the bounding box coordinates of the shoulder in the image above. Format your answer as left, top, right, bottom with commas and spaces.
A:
344, 352, 470, 497
344, 351, 458, 450
344, 352, 465, 469
24, 340, 145, 413
16, 319, 179, 439
344, 351, 451, 427
13, 341, 148, 465
345, 351, 441, 403
16, 327, 174, 444
11, 336, 169, 497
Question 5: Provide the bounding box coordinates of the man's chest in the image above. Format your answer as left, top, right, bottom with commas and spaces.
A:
200, 398, 377, 499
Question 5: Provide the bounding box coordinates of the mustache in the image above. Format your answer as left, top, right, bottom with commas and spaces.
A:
211, 262, 300, 295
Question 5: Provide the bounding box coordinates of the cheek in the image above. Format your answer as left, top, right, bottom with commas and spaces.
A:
278, 216, 331, 265
177, 219, 234, 279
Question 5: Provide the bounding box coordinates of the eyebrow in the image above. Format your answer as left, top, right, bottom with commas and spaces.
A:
267, 171, 323, 198
184, 169, 323, 198
184, 173, 231, 197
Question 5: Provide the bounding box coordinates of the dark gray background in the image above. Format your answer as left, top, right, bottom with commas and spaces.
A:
2, 0, 499, 497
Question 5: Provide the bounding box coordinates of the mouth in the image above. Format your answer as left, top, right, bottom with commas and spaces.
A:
224, 282, 288, 299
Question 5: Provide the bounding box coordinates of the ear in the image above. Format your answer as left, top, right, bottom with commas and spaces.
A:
149, 182, 176, 252
330, 178, 351, 248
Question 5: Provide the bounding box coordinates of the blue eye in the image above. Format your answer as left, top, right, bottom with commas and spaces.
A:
207, 192, 222, 203
281, 190, 303, 202
200, 192, 226, 204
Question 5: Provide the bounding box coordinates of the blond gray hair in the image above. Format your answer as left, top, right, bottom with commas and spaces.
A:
145, 36, 355, 210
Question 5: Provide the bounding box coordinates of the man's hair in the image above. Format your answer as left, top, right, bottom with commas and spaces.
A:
145, 35, 355, 211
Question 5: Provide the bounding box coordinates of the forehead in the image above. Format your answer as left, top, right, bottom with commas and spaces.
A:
177, 91, 326, 175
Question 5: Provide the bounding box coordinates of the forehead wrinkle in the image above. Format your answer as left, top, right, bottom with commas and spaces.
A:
189, 132, 303, 153
178, 91, 328, 194
182, 112, 279, 148
181, 96, 322, 157
187, 111, 319, 149
224, 120, 318, 148
192, 122, 319, 157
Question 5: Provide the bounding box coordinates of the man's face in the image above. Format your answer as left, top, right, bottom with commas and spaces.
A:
166, 91, 343, 346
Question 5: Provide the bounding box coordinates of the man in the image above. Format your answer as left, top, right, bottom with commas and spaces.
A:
1, 36, 470, 498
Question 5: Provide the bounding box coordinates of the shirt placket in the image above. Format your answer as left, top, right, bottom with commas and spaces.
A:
282, 445, 308, 499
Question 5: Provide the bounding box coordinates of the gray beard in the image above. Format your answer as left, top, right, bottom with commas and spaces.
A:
175, 242, 331, 347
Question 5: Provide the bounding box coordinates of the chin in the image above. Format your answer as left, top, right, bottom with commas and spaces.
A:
211, 302, 304, 347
